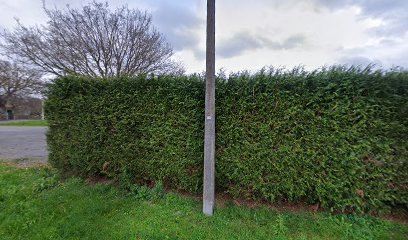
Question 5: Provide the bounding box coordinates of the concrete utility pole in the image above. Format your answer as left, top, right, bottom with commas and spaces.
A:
203, 0, 216, 216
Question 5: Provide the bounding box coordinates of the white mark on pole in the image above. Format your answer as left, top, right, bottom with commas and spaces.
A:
207, 116, 212, 120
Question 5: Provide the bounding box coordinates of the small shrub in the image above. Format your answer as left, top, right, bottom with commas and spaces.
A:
131, 181, 165, 200
33, 168, 59, 192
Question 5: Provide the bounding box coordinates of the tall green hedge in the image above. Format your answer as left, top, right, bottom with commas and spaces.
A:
45, 67, 408, 213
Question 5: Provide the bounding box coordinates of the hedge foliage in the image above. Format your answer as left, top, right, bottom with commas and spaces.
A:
45, 67, 408, 213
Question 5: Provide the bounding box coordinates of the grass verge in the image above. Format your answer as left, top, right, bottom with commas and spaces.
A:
0, 120, 48, 126
0, 163, 406, 240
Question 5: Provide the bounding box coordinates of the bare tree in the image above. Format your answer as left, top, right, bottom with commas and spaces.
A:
0, 60, 44, 109
1, 2, 184, 78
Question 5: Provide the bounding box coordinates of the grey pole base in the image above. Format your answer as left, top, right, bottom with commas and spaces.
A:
203, 200, 214, 216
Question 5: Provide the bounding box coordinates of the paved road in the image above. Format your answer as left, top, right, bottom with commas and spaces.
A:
0, 127, 48, 163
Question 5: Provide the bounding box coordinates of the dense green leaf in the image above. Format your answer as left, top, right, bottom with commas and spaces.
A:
45, 67, 408, 213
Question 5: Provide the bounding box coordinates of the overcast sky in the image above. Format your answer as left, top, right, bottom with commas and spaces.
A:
0, 0, 407, 73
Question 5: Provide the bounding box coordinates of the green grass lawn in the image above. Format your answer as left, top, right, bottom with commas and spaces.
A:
0, 120, 48, 126
0, 163, 406, 240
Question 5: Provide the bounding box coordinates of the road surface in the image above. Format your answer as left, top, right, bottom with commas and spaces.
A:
0, 126, 48, 163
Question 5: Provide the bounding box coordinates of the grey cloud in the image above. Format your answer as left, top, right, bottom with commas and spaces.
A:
319, 0, 408, 36
328, 0, 408, 69
192, 48, 206, 61
319, 0, 408, 15
372, 14, 408, 36
280, 35, 306, 49
337, 40, 408, 69
353, 0, 408, 17
338, 56, 382, 68
152, 1, 204, 51
318, 0, 349, 10
356, 0, 408, 36
260, 34, 306, 50
381, 47, 408, 69
218, 32, 307, 58
389, 55, 408, 69
217, 33, 262, 58
339, 54, 408, 70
